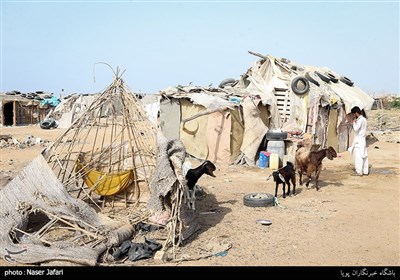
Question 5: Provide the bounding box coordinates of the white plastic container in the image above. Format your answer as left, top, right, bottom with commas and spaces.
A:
269, 153, 279, 170
267, 140, 285, 167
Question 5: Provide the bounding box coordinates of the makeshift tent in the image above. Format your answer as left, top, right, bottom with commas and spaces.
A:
149, 51, 374, 166
157, 85, 252, 164
238, 51, 374, 160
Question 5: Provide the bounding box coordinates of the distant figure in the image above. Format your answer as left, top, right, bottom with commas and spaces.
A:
348, 106, 369, 176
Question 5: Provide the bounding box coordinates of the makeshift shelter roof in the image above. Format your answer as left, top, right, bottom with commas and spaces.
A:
239, 51, 374, 132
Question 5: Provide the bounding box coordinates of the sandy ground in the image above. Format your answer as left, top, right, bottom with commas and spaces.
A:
0, 109, 399, 267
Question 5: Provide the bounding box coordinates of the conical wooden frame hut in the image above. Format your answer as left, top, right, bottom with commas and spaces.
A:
43, 72, 157, 208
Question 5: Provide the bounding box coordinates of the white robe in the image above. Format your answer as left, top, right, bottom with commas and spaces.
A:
348, 115, 369, 175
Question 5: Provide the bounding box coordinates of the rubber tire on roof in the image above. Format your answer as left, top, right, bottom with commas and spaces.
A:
243, 193, 275, 207
325, 72, 338, 83
40, 119, 56, 129
291, 76, 310, 95
265, 131, 287, 140
219, 78, 236, 88
305, 71, 320, 87
315, 71, 331, 83
340, 76, 354, 86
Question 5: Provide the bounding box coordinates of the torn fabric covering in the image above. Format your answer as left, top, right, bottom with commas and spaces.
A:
238, 97, 269, 166
239, 59, 281, 129
180, 99, 209, 160
230, 108, 245, 163
0, 154, 134, 265
206, 111, 232, 163
327, 107, 339, 151
148, 131, 186, 213
337, 105, 351, 152
188, 92, 235, 110
147, 131, 200, 244
159, 97, 181, 141
330, 82, 374, 113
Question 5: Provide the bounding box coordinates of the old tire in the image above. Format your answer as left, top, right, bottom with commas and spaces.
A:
291, 76, 310, 95
40, 119, 56, 129
325, 72, 338, 83
340, 76, 354, 86
305, 71, 320, 87
219, 78, 236, 88
243, 193, 275, 207
315, 71, 331, 83
265, 131, 287, 140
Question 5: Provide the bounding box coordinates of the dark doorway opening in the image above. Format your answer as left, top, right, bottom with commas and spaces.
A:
3, 102, 14, 126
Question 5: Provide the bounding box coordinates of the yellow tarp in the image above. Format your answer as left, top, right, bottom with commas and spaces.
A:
75, 161, 133, 196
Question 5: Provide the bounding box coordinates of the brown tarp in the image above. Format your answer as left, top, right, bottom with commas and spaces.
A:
327, 108, 339, 152
206, 111, 231, 163
180, 99, 209, 160
230, 109, 244, 163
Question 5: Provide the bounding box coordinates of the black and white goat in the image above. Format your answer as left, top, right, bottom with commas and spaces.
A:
184, 160, 216, 210
270, 161, 296, 198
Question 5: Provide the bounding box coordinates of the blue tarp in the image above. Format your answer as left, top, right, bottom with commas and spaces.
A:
41, 96, 61, 107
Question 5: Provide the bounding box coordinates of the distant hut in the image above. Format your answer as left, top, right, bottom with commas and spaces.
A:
0, 91, 53, 126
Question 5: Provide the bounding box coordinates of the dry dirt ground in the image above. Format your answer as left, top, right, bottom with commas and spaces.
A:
0, 109, 399, 267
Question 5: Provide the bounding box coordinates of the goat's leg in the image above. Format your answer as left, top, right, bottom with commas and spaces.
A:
305, 171, 312, 187
306, 166, 313, 187
274, 182, 279, 198
291, 177, 296, 195
315, 166, 322, 191
286, 181, 291, 196
191, 188, 196, 210
282, 183, 286, 198
298, 170, 303, 186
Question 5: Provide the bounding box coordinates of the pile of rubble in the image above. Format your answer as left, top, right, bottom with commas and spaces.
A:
0, 134, 50, 149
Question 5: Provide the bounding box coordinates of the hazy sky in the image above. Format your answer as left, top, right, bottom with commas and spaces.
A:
1, 1, 399, 96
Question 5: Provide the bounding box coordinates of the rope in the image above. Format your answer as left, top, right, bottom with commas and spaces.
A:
274, 197, 287, 209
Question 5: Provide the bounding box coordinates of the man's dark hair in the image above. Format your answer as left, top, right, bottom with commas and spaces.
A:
351, 106, 367, 118
351, 106, 361, 114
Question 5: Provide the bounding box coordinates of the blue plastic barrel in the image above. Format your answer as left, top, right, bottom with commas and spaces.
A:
258, 151, 269, 169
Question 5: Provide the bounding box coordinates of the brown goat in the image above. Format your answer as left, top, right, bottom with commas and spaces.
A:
295, 146, 337, 190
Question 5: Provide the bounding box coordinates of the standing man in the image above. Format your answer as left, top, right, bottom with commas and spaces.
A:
348, 106, 369, 176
